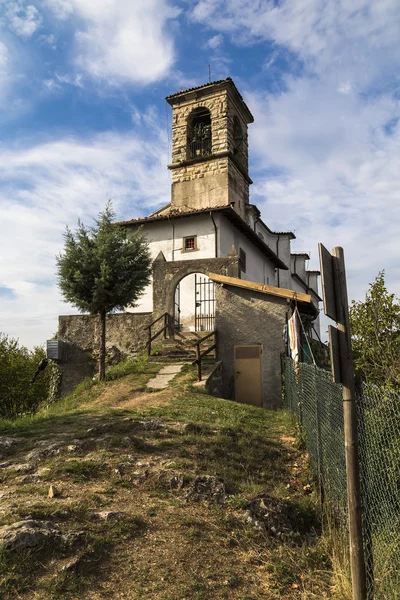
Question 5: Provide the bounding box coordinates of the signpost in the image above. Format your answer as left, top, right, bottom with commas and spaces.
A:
318, 244, 367, 600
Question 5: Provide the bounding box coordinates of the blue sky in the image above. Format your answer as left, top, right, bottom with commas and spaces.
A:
0, 0, 399, 347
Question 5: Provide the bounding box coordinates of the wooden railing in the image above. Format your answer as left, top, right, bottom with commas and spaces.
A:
192, 330, 217, 381
146, 312, 170, 356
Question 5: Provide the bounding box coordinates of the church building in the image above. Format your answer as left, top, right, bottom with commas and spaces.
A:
118, 78, 321, 336
57, 78, 321, 409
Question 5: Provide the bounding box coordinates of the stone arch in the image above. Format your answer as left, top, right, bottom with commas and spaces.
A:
151, 253, 240, 321
166, 263, 214, 318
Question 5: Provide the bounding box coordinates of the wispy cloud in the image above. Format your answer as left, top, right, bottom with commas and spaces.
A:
45, 0, 180, 85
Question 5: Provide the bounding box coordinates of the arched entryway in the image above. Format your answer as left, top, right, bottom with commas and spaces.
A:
174, 273, 215, 332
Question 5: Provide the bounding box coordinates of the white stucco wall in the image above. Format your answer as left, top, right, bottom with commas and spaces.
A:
216, 214, 277, 285
125, 214, 216, 313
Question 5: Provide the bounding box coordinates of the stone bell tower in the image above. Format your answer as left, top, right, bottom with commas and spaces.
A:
166, 78, 254, 220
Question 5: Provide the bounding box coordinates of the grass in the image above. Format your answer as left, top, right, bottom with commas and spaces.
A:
0, 355, 346, 599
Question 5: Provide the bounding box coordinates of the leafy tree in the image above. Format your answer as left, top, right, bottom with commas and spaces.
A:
56, 202, 151, 380
0, 335, 50, 418
350, 271, 400, 389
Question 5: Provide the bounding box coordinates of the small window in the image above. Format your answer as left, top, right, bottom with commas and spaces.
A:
239, 248, 246, 273
183, 236, 197, 252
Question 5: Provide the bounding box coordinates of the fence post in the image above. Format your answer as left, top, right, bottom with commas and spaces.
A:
332, 247, 367, 600
147, 326, 152, 357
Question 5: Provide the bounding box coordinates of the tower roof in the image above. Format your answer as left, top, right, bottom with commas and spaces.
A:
166, 77, 254, 123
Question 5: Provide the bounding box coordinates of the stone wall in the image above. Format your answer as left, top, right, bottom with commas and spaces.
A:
58, 312, 153, 356
57, 312, 153, 397
57, 342, 97, 399
215, 284, 288, 409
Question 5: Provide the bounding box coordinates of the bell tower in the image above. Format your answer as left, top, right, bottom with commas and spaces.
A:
166, 78, 254, 219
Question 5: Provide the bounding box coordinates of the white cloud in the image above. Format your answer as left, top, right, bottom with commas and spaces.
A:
1, 1, 43, 37
44, 0, 180, 84
0, 119, 170, 347
205, 34, 223, 50
338, 81, 353, 95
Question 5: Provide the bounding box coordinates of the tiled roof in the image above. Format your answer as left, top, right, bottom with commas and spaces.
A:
115, 205, 229, 226
116, 205, 288, 271
166, 78, 230, 100
165, 77, 254, 122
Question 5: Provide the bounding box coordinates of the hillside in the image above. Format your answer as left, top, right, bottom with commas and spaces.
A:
0, 358, 340, 599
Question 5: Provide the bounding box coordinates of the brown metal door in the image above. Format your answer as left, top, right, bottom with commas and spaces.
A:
234, 345, 262, 407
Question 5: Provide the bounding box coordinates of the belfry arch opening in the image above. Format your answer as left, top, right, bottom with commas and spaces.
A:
187, 107, 212, 159
174, 273, 215, 332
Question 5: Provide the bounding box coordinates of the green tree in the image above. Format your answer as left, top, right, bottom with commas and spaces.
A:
56, 202, 151, 380
350, 271, 400, 389
0, 335, 50, 417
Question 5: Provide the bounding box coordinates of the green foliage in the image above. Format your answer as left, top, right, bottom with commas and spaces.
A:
56, 202, 151, 314
56, 201, 151, 379
0, 334, 50, 418
350, 271, 400, 389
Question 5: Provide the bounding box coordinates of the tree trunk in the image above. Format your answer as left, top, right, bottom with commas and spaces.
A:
99, 310, 106, 381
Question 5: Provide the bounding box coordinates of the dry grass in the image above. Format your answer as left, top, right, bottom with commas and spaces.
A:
0, 359, 347, 599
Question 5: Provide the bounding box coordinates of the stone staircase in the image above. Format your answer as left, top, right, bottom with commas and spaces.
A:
148, 331, 216, 365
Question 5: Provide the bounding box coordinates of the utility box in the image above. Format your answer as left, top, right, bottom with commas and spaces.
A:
46, 340, 65, 362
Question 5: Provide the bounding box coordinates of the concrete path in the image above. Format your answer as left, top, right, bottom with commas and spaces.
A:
147, 364, 184, 390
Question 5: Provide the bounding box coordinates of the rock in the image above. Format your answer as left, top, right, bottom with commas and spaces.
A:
67, 445, 79, 453
26, 442, 63, 463
95, 511, 125, 521
61, 556, 82, 572
0, 520, 62, 551
0, 437, 21, 450
12, 463, 34, 474
244, 496, 295, 537
139, 419, 166, 431
185, 476, 226, 504
34, 467, 51, 478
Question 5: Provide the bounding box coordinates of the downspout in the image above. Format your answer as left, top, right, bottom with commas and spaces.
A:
276, 233, 281, 287
168, 215, 175, 261
210, 211, 218, 257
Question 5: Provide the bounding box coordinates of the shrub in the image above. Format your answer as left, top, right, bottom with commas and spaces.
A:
0, 334, 51, 418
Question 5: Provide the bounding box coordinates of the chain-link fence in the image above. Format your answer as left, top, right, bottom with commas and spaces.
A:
284, 357, 400, 599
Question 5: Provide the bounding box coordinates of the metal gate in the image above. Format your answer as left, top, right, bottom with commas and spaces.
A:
195, 275, 215, 332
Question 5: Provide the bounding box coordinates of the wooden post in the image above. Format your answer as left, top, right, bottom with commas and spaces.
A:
196, 343, 202, 381
148, 327, 151, 357
164, 313, 168, 339
332, 247, 367, 600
